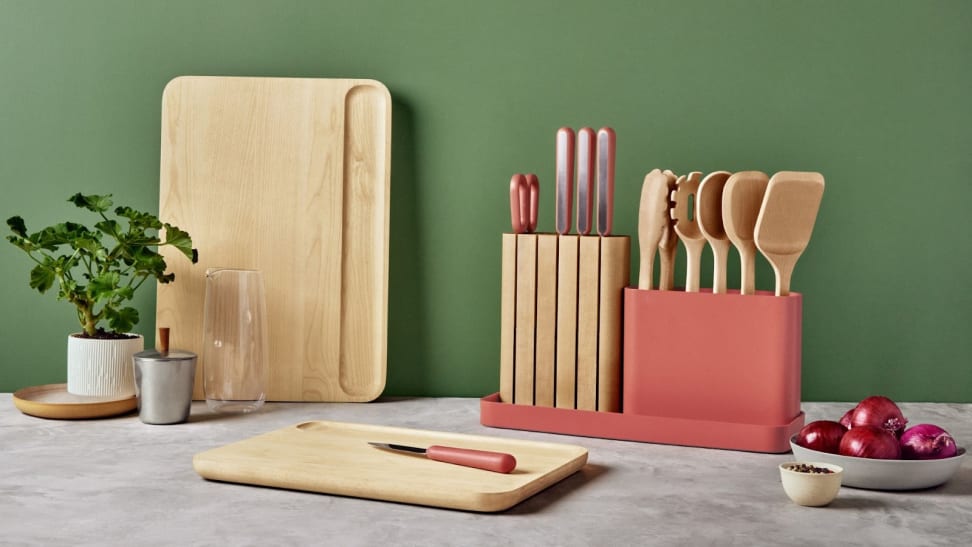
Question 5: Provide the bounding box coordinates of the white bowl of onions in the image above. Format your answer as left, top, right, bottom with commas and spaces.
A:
790, 395, 966, 490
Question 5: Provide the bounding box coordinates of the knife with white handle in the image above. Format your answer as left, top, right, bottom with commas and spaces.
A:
576, 127, 595, 235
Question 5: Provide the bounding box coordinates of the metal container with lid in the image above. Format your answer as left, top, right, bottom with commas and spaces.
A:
133, 330, 197, 424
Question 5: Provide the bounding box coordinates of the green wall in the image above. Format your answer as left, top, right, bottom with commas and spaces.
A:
1, 1, 969, 402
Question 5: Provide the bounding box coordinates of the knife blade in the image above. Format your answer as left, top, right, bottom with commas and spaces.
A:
576, 127, 595, 235
368, 442, 517, 473
555, 127, 575, 234
596, 127, 616, 236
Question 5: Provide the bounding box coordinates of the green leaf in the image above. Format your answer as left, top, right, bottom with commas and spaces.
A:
68, 193, 113, 213
7, 234, 35, 252
89, 271, 121, 300
94, 219, 121, 236
162, 223, 196, 262
115, 206, 162, 231
29, 264, 56, 293
105, 306, 139, 334
7, 216, 27, 238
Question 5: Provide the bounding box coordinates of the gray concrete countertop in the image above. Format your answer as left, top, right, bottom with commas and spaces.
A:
2, 395, 970, 546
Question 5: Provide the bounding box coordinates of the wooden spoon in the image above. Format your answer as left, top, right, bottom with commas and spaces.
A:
671, 171, 705, 292
657, 170, 679, 290
696, 171, 732, 294
637, 169, 674, 289
754, 171, 825, 296
722, 171, 769, 295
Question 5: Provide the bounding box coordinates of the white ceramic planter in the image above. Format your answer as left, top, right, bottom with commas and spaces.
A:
66, 334, 144, 397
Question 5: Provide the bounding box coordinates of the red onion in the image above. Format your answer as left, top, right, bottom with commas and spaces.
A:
839, 425, 901, 459
795, 420, 847, 454
900, 424, 958, 460
839, 407, 855, 429
849, 395, 907, 436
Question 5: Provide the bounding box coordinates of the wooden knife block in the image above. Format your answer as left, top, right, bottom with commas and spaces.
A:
499, 233, 630, 412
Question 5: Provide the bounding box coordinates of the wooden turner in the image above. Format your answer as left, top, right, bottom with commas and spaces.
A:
696, 171, 732, 294
723, 171, 769, 295
638, 169, 675, 289
754, 171, 825, 296
670, 171, 705, 292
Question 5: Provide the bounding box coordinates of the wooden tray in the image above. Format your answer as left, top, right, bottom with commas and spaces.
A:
193, 420, 588, 512
12, 383, 137, 420
157, 76, 391, 402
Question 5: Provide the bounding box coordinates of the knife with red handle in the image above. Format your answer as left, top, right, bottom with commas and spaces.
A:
555, 127, 575, 234
369, 442, 517, 473
576, 127, 595, 235
596, 127, 616, 236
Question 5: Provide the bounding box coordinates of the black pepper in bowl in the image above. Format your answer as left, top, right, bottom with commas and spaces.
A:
785, 463, 835, 474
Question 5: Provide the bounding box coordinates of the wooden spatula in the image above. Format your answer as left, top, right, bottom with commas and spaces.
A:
657, 169, 679, 290
671, 171, 705, 292
638, 169, 674, 289
722, 171, 769, 295
696, 171, 732, 294
754, 171, 825, 296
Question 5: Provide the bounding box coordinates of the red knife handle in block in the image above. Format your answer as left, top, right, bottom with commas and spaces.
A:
426, 445, 517, 473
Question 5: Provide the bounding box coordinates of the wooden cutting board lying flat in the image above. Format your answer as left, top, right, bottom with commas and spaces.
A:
193, 421, 589, 512
157, 76, 391, 401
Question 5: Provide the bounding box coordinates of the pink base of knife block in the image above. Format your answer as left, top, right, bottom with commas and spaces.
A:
481, 288, 805, 453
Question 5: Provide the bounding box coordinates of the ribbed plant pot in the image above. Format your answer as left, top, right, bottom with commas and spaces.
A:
66, 334, 144, 397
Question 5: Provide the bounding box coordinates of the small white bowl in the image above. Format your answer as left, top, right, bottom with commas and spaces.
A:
779, 462, 843, 506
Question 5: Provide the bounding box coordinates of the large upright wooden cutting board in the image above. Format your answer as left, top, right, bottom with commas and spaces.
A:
157, 76, 391, 401
193, 421, 589, 512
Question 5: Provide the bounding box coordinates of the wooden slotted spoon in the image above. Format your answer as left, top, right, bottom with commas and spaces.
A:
722, 171, 769, 295
671, 171, 705, 292
754, 171, 825, 296
696, 171, 732, 294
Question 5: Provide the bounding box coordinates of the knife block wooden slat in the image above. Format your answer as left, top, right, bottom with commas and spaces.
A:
499, 233, 630, 412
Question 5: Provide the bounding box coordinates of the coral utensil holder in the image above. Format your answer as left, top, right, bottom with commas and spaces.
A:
623, 288, 802, 425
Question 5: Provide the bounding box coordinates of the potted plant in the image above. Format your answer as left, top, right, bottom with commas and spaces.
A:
6, 193, 197, 397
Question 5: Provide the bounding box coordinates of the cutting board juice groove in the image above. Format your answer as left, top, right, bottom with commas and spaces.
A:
499, 234, 629, 412
157, 77, 390, 402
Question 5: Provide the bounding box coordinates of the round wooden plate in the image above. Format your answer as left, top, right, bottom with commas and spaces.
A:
12, 383, 137, 420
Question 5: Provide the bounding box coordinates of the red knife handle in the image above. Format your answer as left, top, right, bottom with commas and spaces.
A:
426, 445, 517, 474
509, 174, 526, 233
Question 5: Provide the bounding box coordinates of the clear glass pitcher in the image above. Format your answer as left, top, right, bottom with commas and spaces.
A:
202, 268, 269, 413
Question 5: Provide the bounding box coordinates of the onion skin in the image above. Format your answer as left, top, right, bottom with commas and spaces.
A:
850, 395, 907, 436
900, 424, 958, 460
795, 420, 847, 454
839, 407, 855, 429
839, 425, 901, 459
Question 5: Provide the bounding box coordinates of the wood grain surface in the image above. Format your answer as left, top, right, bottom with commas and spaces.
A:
193, 420, 588, 512
157, 76, 391, 402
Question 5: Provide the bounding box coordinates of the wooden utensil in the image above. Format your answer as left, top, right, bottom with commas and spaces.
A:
637, 169, 674, 289
657, 170, 679, 290
754, 171, 825, 296
157, 76, 391, 402
696, 171, 733, 294
671, 171, 705, 292
722, 171, 770, 295
194, 421, 588, 512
